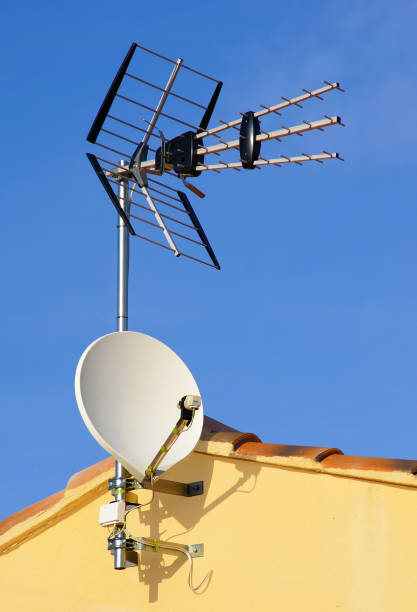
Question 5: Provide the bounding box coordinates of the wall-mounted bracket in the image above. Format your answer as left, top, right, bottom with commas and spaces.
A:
125, 491, 140, 511
186, 543, 204, 558
133, 538, 204, 558
108, 534, 204, 569
108, 476, 204, 498
130, 477, 204, 497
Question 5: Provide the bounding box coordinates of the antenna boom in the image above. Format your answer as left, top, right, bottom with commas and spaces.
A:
196, 151, 340, 171
195, 82, 342, 140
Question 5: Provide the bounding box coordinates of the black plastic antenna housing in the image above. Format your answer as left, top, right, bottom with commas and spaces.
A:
155, 131, 203, 177
87, 43, 136, 143
199, 81, 223, 131
177, 191, 220, 269
239, 111, 261, 169
86, 153, 135, 235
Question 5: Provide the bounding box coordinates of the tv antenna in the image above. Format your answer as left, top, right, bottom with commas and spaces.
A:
86, 42, 344, 271
77, 41, 344, 584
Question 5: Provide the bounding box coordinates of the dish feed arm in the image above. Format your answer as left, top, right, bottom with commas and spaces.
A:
144, 395, 201, 480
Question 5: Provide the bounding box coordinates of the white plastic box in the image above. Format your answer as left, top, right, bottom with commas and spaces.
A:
99, 501, 125, 527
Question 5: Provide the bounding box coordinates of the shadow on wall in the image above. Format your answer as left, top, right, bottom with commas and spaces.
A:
127, 451, 261, 603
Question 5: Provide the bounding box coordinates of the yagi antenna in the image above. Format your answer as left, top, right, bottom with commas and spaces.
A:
86, 42, 344, 270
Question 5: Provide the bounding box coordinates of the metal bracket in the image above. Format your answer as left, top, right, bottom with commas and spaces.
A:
109, 536, 204, 568
186, 543, 204, 558
129, 142, 149, 187
125, 549, 139, 567
125, 491, 139, 511
133, 538, 204, 558
142, 477, 204, 497
114, 477, 204, 497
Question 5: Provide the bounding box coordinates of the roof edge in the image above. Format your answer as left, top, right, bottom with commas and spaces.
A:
2, 415, 417, 553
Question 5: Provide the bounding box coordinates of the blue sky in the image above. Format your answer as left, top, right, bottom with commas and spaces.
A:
1, 0, 417, 519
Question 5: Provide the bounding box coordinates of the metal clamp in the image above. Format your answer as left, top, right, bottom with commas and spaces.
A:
108, 476, 127, 498
108, 476, 126, 489
108, 533, 140, 569
129, 142, 149, 187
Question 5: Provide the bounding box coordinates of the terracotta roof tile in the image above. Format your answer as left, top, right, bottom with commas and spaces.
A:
197, 415, 261, 449
231, 432, 262, 450
235, 442, 342, 462
321, 453, 417, 473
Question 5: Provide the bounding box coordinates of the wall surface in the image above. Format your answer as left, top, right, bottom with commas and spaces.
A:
1, 447, 417, 611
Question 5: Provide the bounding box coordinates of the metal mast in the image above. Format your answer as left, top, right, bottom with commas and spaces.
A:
114, 160, 130, 569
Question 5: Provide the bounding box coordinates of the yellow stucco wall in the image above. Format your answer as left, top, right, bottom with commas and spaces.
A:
1, 448, 417, 611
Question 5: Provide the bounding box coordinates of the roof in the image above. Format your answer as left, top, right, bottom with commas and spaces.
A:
2, 415, 417, 554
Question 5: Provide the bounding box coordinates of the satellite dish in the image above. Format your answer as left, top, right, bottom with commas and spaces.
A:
75, 331, 203, 482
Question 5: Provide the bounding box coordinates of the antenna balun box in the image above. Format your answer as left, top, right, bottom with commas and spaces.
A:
99, 501, 125, 527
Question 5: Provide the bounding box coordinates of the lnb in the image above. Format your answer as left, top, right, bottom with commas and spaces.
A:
178, 395, 202, 411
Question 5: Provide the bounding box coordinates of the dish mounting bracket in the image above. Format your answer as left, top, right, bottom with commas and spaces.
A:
108, 534, 204, 570
102, 477, 205, 570
108, 475, 204, 499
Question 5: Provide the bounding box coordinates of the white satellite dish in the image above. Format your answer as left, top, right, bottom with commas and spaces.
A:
75, 331, 204, 482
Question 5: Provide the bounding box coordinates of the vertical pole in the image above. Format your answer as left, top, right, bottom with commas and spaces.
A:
114, 160, 130, 570
117, 160, 130, 334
